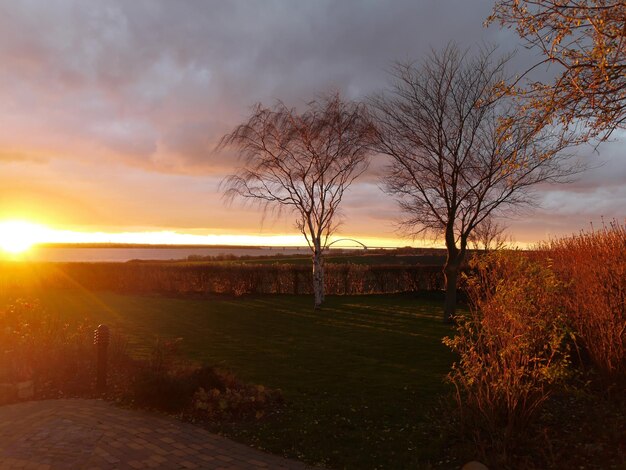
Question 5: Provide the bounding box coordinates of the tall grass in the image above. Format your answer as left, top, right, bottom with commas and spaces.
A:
543, 220, 626, 382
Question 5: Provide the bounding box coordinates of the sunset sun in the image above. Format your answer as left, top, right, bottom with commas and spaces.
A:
0, 220, 46, 254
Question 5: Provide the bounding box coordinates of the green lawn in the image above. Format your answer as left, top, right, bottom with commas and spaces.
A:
1, 288, 455, 469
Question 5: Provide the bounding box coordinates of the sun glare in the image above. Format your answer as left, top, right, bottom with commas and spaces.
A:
0, 219, 453, 252
0, 220, 47, 254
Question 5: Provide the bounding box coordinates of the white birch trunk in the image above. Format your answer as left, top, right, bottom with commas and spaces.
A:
312, 246, 325, 308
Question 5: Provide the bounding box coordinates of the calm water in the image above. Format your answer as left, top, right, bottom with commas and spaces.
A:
11, 246, 310, 263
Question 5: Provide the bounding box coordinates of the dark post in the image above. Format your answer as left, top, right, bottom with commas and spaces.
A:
94, 324, 110, 393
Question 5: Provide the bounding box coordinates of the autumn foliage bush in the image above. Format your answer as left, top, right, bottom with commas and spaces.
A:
542, 221, 626, 382
444, 251, 571, 446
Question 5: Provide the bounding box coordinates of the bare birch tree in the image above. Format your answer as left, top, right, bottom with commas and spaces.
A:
220, 94, 375, 308
370, 45, 579, 322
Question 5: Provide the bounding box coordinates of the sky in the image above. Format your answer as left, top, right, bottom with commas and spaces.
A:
0, 0, 623, 248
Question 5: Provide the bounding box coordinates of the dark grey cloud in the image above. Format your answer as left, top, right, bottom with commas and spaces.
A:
0, 0, 519, 172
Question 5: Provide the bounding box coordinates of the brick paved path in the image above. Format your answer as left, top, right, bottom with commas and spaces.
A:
0, 399, 313, 470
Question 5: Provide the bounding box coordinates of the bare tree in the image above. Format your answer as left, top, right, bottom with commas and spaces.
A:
370, 45, 579, 322
220, 94, 375, 308
488, 0, 626, 140
468, 216, 509, 251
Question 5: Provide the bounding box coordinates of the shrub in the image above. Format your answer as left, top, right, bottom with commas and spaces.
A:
444, 251, 571, 452
190, 370, 283, 421
126, 362, 283, 421
543, 220, 626, 382
0, 299, 94, 399
122, 338, 284, 421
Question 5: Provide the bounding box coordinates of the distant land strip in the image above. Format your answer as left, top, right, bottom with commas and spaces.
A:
36, 243, 267, 249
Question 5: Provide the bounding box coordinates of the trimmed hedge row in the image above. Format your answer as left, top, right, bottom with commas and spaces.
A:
1, 262, 445, 295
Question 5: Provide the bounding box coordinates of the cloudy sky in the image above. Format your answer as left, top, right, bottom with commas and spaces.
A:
0, 0, 623, 247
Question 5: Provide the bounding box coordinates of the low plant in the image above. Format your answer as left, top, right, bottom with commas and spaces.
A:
122, 339, 283, 422
190, 371, 283, 421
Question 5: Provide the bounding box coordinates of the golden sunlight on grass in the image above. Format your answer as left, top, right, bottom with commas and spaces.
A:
0, 220, 48, 254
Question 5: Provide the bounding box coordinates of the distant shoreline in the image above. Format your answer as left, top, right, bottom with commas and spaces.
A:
35, 243, 270, 249
33, 243, 419, 250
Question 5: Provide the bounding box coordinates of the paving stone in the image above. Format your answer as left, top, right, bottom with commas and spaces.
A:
0, 399, 314, 469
